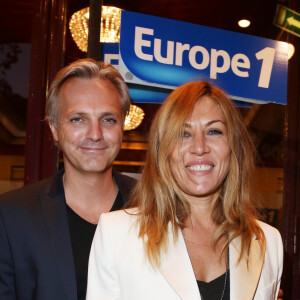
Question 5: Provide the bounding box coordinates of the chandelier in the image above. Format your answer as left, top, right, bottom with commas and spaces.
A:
124, 105, 145, 131
69, 6, 122, 52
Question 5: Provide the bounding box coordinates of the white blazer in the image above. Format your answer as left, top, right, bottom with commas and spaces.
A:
86, 209, 283, 300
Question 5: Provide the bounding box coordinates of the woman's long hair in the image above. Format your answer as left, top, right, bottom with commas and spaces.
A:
128, 81, 265, 266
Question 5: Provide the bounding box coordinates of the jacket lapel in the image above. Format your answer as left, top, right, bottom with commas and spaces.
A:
159, 228, 201, 300
112, 170, 137, 204
159, 225, 265, 300
40, 171, 77, 300
230, 236, 265, 300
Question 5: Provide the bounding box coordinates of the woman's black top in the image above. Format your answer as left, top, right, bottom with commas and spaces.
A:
197, 270, 230, 300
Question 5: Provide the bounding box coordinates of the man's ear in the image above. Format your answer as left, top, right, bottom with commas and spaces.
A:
49, 121, 58, 142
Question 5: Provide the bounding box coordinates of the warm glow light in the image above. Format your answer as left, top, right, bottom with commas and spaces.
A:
69, 6, 122, 52
287, 43, 295, 60
124, 105, 145, 131
281, 42, 295, 60
238, 19, 251, 28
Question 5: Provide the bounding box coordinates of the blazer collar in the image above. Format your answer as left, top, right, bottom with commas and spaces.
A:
159, 228, 201, 300
159, 226, 265, 300
40, 169, 77, 300
229, 235, 265, 300
112, 169, 137, 204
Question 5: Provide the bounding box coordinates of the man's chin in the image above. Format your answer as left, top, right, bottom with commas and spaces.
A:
63, 156, 115, 174
80, 164, 113, 174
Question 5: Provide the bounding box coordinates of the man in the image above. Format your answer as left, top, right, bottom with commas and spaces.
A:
0, 59, 136, 300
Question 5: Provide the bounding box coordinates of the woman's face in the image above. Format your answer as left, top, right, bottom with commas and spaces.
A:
170, 96, 231, 202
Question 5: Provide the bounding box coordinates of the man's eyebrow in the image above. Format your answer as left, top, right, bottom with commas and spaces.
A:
67, 111, 118, 117
100, 111, 119, 118
65, 111, 86, 117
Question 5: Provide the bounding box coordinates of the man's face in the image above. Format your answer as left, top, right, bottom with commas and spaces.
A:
50, 77, 124, 175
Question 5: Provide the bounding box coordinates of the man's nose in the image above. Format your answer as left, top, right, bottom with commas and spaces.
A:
87, 121, 103, 141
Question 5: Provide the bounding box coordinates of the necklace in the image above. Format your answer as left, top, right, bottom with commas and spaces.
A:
199, 247, 229, 300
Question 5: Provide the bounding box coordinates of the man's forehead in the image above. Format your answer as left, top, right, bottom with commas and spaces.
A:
56, 77, 123, 116
58, 77, 120, 102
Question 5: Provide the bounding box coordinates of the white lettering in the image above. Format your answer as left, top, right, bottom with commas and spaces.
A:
154, 39, 174, 64
255, 47, 276, 88
133, 26, 276, 88
231, 54, 250, 77
104, 54, 119, 68
134, 26, 153, 61
175, 42, 190, 66
189, 46, 209, 70
210, 49, 230, 79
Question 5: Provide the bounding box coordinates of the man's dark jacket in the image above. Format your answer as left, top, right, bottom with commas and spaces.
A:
0, 169, 136, 300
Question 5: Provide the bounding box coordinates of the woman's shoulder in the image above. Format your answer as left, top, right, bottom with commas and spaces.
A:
96, 208, 143, 249
255, 220, 283, 281
255, 220, 282, 248
100, 208, 140, 231
255, 219, 280, 235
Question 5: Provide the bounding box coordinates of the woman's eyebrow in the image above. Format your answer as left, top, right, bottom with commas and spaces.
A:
206, 119, 225, 126
184, 120, 225, 127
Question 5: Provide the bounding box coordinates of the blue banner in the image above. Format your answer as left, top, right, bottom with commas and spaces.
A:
119, 11, 288, 104
101, 43, 170, 103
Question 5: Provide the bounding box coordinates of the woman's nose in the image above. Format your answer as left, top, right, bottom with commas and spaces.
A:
189, 134, 209, 155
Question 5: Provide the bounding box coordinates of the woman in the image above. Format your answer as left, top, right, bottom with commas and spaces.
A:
86, 81, 283, 300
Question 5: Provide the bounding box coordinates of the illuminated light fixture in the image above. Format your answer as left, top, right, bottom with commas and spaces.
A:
238, 19, 251, 28
69, 6, 122, 52
287, 43, 295, 60
280, 42, 295, 60
124, 105, 145, 131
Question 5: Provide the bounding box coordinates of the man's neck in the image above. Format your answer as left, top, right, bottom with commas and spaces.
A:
63, 167, 118, 224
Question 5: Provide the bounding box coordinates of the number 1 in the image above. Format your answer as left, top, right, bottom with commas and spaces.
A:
255, 47, 276, 88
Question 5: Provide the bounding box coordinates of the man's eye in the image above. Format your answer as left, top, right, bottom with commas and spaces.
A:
70, 117, 82, 122
104, 118, 116, 123
208, 129, 223, 135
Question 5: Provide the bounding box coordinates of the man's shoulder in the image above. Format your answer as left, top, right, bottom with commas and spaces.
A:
0, 174, 59, 207
113, 171, 137, 187
113, 171, 137, 203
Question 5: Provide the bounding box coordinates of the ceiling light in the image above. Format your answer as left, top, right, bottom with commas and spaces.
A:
282, 42, 295, 60
69, 6, 122, 52
238, 19, 251, 28
287, 43, 295, 60
124, 105, 145, 131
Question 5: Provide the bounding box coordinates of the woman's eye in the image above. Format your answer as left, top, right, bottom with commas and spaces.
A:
182, 131, 191, 138
208, 129, 223, 135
